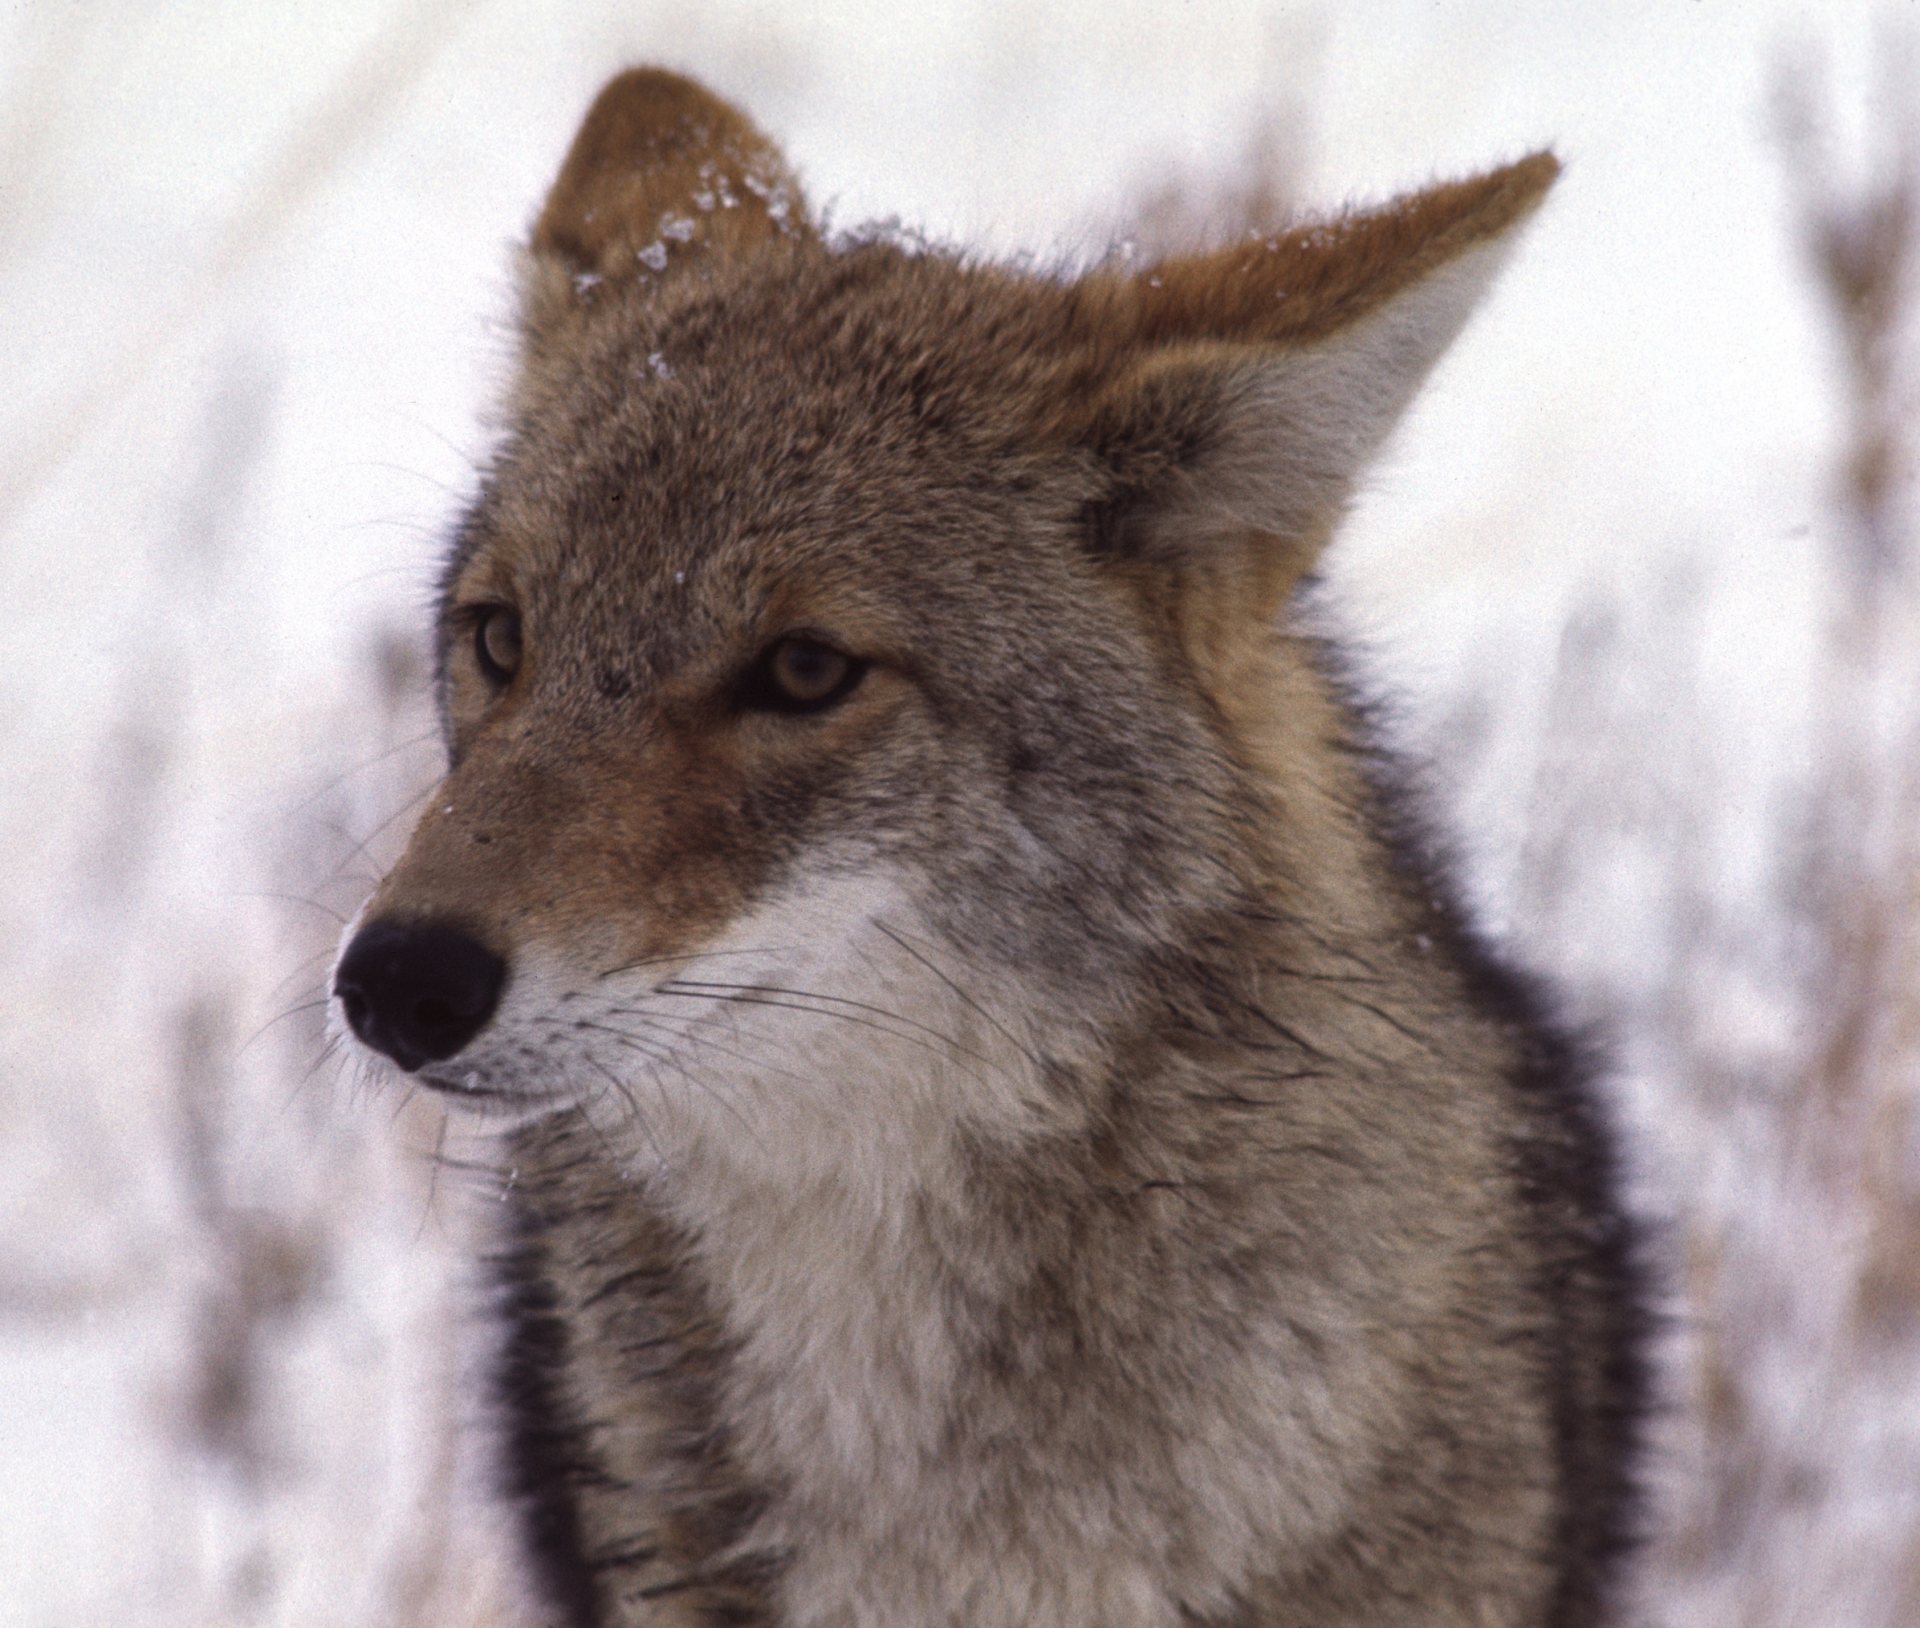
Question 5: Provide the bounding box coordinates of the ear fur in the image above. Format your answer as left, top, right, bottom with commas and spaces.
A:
1079, 153, 1558, 612
520, 68, 810, 347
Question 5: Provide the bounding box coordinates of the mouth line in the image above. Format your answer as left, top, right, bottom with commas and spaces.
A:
414, 1068, 514, 1101
411, 1066, 577, 1121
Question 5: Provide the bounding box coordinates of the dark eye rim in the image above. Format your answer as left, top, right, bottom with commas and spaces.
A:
736, 634, 868, 715
465, 604, 522, 689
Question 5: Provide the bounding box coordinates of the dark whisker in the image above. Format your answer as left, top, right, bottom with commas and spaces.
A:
239, 890, 351, 926
596, 944, 796, 982
603, 1008, 816, 1089
416, 1109, 449, 1242
580, 1017, 764, 1143
258, 948, 339, 1007
582, 1060, 667, 1169
239, 996, 333, 1056
871, 919, 1043, 1069
285, 730, 441, 817
321, 781, 440, 887
660, 980, 996, 1068
653, 1044, 764, 1146
284, 1032, 345, 1113
578, 1091, 630, 1159
573, 1021, 675, 1069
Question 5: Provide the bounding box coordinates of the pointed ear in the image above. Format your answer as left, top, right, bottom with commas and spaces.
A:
520, 68, 811, 343
1077, 153, 1557, 613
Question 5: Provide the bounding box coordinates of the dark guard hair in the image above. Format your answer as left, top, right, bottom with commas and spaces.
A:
335, 66, 1649, 1628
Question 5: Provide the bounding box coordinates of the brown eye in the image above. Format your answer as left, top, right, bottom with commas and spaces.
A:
473, 606, 521, 687
740, 636, 866, 714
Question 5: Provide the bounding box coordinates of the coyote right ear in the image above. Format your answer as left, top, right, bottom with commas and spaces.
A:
1071, 153, 1557, 616
521, 68, 810, 344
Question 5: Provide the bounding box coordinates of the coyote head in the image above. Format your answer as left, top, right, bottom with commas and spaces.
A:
333, 70, 1553, 1183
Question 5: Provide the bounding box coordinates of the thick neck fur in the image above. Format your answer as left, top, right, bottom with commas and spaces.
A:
491, 633, 1564, 1628
336, 82, 1642, 1625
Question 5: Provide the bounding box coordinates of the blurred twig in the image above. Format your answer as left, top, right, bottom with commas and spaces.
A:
1775, 37, 1918, 583
1631, 39, 1920, 1628
1125, 108, 1308, 260
1118, 35, 1318, 262
1775, 39, 1920, 1195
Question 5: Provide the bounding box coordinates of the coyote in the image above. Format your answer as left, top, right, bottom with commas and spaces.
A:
334, 68, 1644, 1628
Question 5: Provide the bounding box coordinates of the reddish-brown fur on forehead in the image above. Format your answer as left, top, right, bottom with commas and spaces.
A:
522, 149, 1559, 454
338, 71, 1645, 1628
424, 71, 1573, 989
498, 242, 1120, 620
520, 66, 1556, 465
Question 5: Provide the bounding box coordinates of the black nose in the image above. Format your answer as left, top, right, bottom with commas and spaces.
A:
333, 918, 507, 1072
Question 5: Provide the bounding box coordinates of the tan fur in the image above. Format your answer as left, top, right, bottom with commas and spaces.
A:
335, 69, 1641, 1628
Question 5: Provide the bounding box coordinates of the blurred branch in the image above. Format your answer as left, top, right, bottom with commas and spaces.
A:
1125, 107, 1309, 261
1635, 38, 1920, 1628
1118, 31, 1319, 263
169, 994, 326, 1474
1775, 38, 1918, 583
1775, 40, 1920, 1151
1487, 40, 1920, 1627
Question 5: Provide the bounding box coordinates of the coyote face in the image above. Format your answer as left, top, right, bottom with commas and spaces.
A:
342, 243, 1259, 1171
332, 68, 1642, 1628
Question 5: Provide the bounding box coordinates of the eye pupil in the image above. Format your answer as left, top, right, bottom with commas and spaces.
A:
475, 607, 521, 685
743, 636, 864, 713
775, 640, 846, 702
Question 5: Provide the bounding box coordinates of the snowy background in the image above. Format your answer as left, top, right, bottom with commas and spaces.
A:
4, 2, 1917, 1623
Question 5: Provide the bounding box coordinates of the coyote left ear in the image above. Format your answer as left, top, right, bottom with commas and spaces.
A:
1078, 153, 1558, 613
520, 68, 811, 349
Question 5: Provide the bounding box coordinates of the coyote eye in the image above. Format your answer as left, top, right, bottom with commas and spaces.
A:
741, 636, 866, 714
472, 606, 522, 687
